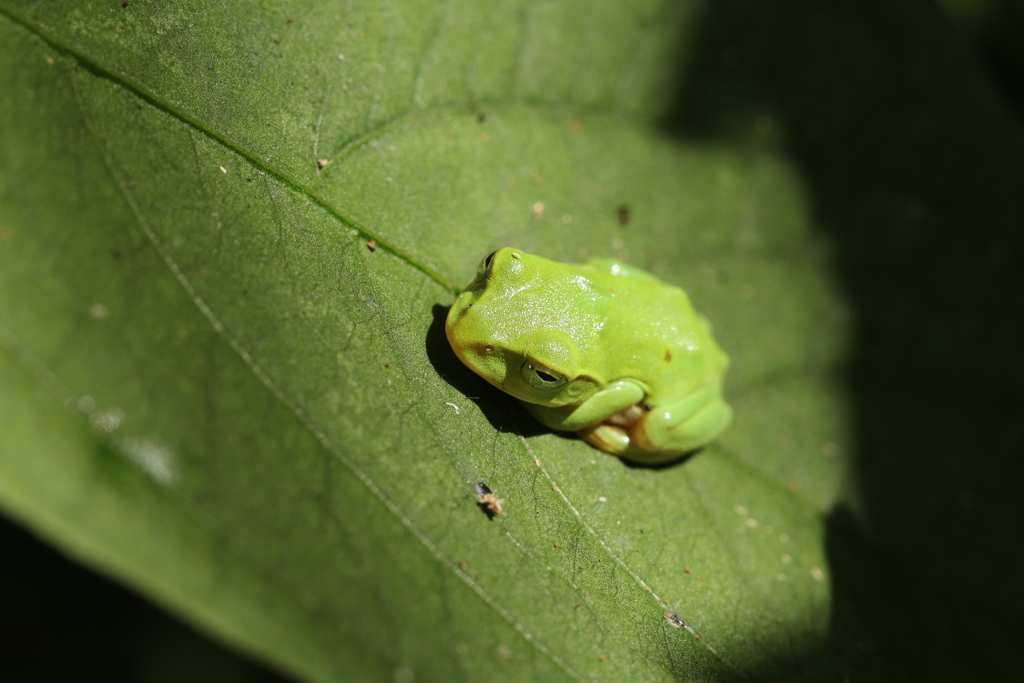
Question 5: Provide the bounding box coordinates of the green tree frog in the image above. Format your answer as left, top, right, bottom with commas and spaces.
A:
446, 248, 732, 463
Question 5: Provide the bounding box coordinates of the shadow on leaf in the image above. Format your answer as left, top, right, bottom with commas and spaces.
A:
425, 304, 548, 440
663, 0, 1024, 679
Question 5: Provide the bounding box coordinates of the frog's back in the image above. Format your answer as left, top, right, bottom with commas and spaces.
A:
579, 262, 728, 402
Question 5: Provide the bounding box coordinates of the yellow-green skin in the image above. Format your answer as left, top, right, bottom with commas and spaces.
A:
446, 248, 732, 463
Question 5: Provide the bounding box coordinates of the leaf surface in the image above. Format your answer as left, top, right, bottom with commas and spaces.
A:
2, 1, 1022, 681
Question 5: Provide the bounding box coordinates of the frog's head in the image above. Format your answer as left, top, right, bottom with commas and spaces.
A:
445, 248, 600, 407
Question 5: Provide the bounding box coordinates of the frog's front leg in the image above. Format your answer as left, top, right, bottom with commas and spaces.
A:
581, 387, 732, 463
522, 380, 645, 433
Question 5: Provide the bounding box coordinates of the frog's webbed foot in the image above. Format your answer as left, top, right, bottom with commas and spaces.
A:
579, 389, 732, 463
576, 404, 646, 458
578, 422, 634, 455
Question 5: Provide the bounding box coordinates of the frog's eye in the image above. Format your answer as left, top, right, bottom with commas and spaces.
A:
475, 251, 498, 280
520, 361, 568, 390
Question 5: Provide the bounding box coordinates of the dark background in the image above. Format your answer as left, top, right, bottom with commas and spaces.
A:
660, 0, 1024, 680
0, 517, 293, 682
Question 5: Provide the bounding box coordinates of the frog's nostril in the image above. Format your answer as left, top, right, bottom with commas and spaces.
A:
453, 303, 472, 321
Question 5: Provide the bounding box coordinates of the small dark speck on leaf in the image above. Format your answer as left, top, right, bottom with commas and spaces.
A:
665, 614, 685, 628
287, 18, 294, 23
617, 205, 630, 225
122, 1, 129, 7
110, 249, 122, 261
477, 113, 486, 123
644, 404, 654, 411
475, 481, 504, 517
366, 239, 377, 252
598, 655, 607, 662
316, 158, 330, 169
384, 363, 390, 368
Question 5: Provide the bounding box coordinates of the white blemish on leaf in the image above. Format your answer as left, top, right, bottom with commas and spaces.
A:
116, 437, 175, 485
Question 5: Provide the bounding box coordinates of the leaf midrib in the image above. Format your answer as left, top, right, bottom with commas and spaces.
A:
0, 3, 457, 291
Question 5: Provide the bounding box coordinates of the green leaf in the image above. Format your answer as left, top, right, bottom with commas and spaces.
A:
2, 1, 1022, 681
